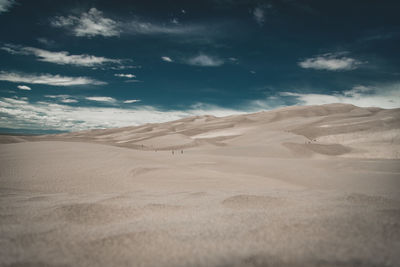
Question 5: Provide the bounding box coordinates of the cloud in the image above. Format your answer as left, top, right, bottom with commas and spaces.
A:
124, 20, 203, 35
0, 98, 243, 132
123, 99, 140, 104
124, 79, 143, 83
47, 95, 138, 105
51, 8, 120, 37
17, 85, 31, 90
114, 73, 136, 78
279, 82, 400, 109
1, 44, 121, 66
60, 98, 78, 103
0, 0, 15, 13
110, 65, 140, 70
161, 56, 173, 62
298, 52, 362, 71
0, 71, 106, 86
253, 7, 265, 25
85, 96, 117, 103
186, 54, 224, 67
50, 8, 203, 38
44, 94, 72, 99
36, 37, 56, 47
44, 94, 77, 103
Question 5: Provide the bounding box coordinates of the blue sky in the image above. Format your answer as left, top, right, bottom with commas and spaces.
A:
0, 0, 399, 133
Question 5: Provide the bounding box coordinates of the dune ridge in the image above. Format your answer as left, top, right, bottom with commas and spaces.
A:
4, 103, 399, 159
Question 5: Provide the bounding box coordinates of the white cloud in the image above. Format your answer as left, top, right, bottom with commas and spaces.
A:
0, 0, 15, 13
1, 97, 28, 106
85, 96, 116, 103
123, 99, 140, 104
60, 99, 78, 103
17, 85, 31, 90
44, 94, 72, 99
161, 56, 173, 62
186, 54, 224, 67
51, 8, 120, 37
253, 7, 265, 25
1, 44, 121, 66
299, 52, 362, 71
0, 71, 106, 86
114, 73, 136, 78
279, 82, 400, 109
0, 98, 244, 132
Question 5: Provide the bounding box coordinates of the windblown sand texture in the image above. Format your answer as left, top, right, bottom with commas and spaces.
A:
1, 103, 400, 267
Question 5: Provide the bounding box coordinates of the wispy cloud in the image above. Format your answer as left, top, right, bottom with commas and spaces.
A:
114, 73, 136, 78
50, 8, 204, 38
51, 8, 120, 37
0, 71, 106, 86
253, 7, 265, 25
279, 82, 400, 109
60, 98, 78, 103
17, 85, 31, 90
298, 52, 362, 71
44, 94, 77, 103
0, 0, 15, 13
36, 37, 56, 47
124, 20, 202, 35
85, 96, 116, 103
1, 43, 122, 66
161, 56, 173, 62
44, 94, 72, 99
186, 54, 224, 67
123, 99, 140, 104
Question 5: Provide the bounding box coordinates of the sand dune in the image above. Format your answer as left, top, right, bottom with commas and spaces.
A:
1, 103, 400, 267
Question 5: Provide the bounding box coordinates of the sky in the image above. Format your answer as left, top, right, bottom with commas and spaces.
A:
0, 0, 399, 133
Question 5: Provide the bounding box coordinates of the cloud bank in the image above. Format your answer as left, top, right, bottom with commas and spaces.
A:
280, 82, 400, 109
0, 98, 243, 131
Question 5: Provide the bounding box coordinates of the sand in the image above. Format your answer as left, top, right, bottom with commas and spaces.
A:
0, 103, 399, 267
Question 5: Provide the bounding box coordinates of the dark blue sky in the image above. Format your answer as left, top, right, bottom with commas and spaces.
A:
0, 0, 399, 132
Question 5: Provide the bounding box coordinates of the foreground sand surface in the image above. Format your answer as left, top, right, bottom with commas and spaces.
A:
1, 103, 400, 267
